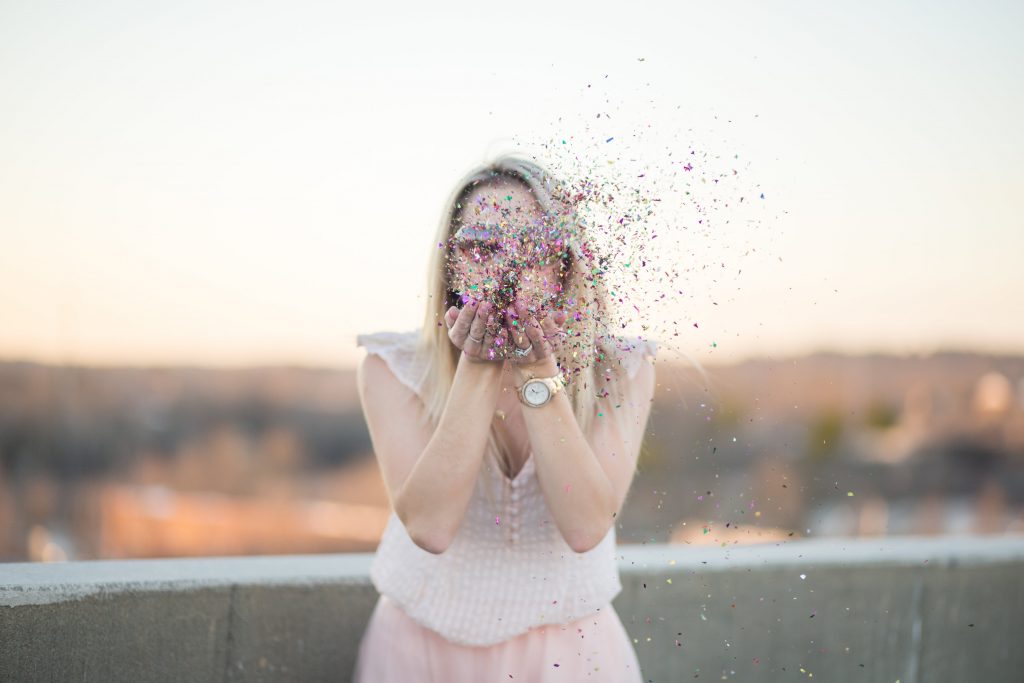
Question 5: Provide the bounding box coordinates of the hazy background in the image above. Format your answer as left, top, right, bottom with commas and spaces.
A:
1, 0, 1022, 562
3, 0, 1022, 367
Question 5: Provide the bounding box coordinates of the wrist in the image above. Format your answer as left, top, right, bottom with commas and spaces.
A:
512, 355, 559, 380
458, 351, 505, 374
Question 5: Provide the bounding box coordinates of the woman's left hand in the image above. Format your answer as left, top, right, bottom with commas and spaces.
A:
503, 299, 569, 373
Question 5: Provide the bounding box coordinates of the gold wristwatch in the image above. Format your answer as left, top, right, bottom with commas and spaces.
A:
517, 373, 565, 408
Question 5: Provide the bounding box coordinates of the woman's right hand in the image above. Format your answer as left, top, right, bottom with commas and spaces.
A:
444, 298, 507, 362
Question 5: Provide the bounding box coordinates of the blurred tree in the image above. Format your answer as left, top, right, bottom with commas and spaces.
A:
807, 407, 843, 461
864, 398, 900, 430
710, 398, 744, 430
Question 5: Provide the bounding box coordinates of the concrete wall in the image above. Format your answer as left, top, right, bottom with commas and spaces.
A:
2, 535, 1022, 682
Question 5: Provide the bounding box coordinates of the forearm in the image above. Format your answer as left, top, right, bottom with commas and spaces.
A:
513, 361, 616, 553
396, 354, 503, 553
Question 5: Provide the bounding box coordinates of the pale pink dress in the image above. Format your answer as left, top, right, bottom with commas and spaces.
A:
352, 593, 643, 682
351, 329, 654, 682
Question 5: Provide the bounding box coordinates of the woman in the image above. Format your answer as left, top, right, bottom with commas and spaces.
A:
352, 154, 657, 681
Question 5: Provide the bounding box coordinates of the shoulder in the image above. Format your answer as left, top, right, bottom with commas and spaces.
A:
588, 336, 657, 425
356, 352, 399, 390
619, 351, 656, 410
600, 336, 658, 384
355, 329, 424, 406
628, 349, 656, 393
357, 354, 413, 411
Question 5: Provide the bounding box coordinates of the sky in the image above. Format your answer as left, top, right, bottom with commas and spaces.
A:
1, 0, 1021, 368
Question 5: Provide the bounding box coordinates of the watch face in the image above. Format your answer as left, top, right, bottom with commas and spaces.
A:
524, 380, 551, 406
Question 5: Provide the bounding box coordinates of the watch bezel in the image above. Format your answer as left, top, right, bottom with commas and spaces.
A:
522, 378, 552, 406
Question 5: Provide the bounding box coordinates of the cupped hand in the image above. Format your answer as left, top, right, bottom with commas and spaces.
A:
443, 298, 508, 362
502, 299, 569, 372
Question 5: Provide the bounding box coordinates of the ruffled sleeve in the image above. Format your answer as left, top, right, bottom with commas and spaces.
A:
606, 336, 658, 380
356, 329, 427, 399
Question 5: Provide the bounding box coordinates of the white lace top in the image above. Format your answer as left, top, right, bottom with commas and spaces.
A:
355, 328, 658, 647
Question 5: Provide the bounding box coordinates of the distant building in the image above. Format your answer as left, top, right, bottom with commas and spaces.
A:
973, 372, 1014, 417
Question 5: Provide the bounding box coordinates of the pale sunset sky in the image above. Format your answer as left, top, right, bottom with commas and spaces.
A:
1, 0, 1021, 368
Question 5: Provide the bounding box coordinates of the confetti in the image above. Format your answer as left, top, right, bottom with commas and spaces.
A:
440, 68, 781, 411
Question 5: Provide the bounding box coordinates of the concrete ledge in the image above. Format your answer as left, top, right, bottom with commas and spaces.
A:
2, 535, 1023, 682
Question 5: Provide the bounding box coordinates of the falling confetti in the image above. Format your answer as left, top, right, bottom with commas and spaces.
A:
442, 66, 783, 420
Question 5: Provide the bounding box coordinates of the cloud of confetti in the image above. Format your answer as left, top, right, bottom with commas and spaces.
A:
506, 70, 785, 366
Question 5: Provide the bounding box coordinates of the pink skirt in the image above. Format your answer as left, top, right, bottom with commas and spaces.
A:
352, 594, 644, 682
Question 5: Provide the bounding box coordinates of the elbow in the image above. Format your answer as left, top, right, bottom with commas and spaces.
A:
569, 488, 618, 554
395, 497, 453, 555
568, 534, 601, 554
409, 528, 452, 555
568, 537, 599, 554
567, 523, 610, 554
568, 505, 617, 554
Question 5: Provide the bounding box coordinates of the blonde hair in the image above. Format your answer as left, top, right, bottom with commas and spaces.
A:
413, 153, 637, 511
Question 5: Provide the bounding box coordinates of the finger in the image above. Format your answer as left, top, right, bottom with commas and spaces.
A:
450, 299, 479, 344
494, 326, 509, 359
507, 320, 529, 350
465, 302, 490, 356
504, 306, 527, 349
510, 302, 533, 349
481, 312, 499, 361
539, 312, 561, 343
444, 306, 459, 330
543, 309, 572, 347
523, 314, 550, 355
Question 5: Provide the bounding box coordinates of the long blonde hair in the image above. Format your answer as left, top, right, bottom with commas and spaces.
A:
412, 154, 636, 507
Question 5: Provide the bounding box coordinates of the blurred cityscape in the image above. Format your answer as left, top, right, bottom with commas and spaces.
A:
1, 350, 1022, 562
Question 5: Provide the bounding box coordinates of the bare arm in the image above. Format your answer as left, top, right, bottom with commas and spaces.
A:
396, 354, 502, 553
503, 301, 657, 553
357, 299, 505, 554
514, 355, 655, 552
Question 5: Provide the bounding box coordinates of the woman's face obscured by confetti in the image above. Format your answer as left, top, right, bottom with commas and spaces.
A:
446, 178, 569, 320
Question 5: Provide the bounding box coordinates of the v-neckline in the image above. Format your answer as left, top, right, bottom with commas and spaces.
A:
493, 396, 533, 484
502, 450, 534, 484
